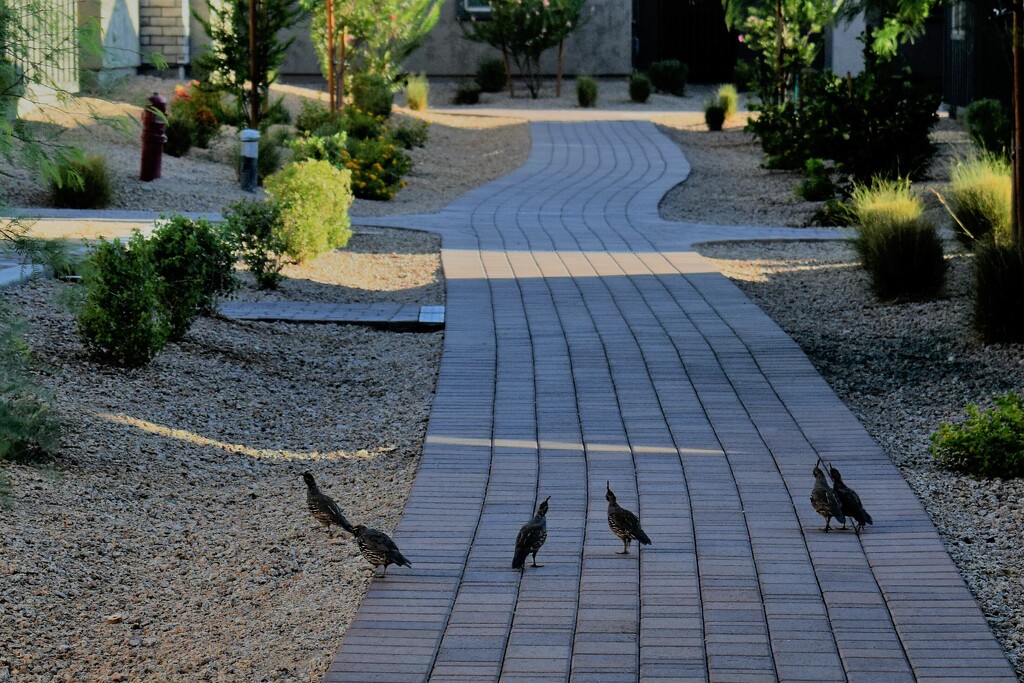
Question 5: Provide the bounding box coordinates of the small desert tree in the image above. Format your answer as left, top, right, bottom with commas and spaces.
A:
194, 0, 303, 129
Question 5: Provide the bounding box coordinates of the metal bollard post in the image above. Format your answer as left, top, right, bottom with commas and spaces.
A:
140, 93, 167, 182
240, 129, 260, 192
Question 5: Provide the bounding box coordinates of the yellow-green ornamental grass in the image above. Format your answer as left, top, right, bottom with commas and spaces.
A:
405, 73, 429, 112
264, 159, 353, 263
717, 84, 739, 121
949, 154, 1011, 246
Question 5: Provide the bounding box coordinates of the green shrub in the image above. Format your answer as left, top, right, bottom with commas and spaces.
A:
717, 84, 739, 120
576, 75, 598, 108
164, 116, 195, 157
973, 241, 1024, 343
704, 104, 725, 131
963, 99, 1010, 157
814, 197, 853, 226
649, 60, 687, 96
850, 178, 946, 301
628, 72, 651, 103
351, 73, 394, 118
168, 83, 223, 148
264, 159, 353, 262
289, 131, 348, 167
405, 73, 429, 111
223, 199, 291, 290
476, 57, 507, 93
454, 81, 481, 105
0, 308, 59, 463
931, 392, 1024, 477
747, 68, 939, 181
150, 215, 236, 340
388, 117, 429, 150
343, 107, 386, 140
295, 100, 341, 136
77, 233, 169, 367
342, 137, 412, 201
50, 155, 111, 209
948, 155, 1011, 247
264, 95, 292, 125
796, 158, 836, 201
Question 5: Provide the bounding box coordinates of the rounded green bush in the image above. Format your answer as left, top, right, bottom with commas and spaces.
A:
963, 99, 1010, 157
164, 117, 194, 157
224, 199, 290, 290
649, 60, 687, 96
628, 73, 651, 104
476, 58, 507, 93
453, 82, 481, 105
351, 74, 394, 118
264, 159, 353, 263
77, 233, 169, 367
577, 76, 598, 108
704, 104, 726, 131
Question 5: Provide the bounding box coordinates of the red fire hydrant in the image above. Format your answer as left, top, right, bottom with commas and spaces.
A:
140, 92, 167, 182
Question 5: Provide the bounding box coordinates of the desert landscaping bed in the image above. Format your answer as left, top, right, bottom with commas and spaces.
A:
3, 73, 1024, 681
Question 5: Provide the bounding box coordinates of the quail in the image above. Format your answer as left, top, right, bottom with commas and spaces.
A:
302, 472, 355, 535
352, 525, 412, 576
512, 496, 550, 570
810, 463, 846, 532
828, 464, 873, 533
605, 482, 651, 554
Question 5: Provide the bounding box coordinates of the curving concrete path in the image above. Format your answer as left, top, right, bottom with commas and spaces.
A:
327, 119, 1014, 682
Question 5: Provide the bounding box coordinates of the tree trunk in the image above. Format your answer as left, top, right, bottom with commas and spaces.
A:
774, 0, 783, 104
556, 41, 564, 98
248, 0, 259, 127
326, 0, 336, 112
339, 26, 348, 109
502, 42, 515, 98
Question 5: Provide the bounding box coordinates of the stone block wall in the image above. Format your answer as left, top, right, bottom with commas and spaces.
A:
139, 0, 189, 67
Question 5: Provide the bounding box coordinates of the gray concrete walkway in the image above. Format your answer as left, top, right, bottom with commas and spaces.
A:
325, 121, 1017, 682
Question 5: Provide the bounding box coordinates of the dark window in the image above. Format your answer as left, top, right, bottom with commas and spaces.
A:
457, 0, 492, 20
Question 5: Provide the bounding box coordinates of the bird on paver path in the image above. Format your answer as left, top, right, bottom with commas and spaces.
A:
512, 496, 550, 570
302, 472, 355, 536
352, 525, 412, 576
828, 463, 873, 534
811, 462, 846, 532
606, 482, 651, 554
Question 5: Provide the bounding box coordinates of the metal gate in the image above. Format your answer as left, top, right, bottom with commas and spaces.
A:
10, 0, 80, 95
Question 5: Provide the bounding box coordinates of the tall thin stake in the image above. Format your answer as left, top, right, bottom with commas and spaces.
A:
249, 0, 259, 127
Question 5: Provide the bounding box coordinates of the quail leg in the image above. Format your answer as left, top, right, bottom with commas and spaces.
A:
531, 552, 543, 568
617, 539, 630, 555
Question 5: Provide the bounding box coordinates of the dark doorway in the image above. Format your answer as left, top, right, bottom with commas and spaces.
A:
633, 0, 738, 83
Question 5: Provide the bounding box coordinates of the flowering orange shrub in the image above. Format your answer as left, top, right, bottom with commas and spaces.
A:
341, 137, 411, 201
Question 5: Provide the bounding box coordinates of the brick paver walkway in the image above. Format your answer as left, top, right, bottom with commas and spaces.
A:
325, 121, 1015, 682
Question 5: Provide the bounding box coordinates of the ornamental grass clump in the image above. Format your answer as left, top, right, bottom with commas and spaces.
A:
948, 155, 1011, 247
973, 240, 1024, 343
931, 392, 1024, 478
50, 155, 111, 209
264, 159, 353, 262
850, 178, 946, 301
0, 308, 59, 463
404, 73, 429, 111
717, 84, 739, 121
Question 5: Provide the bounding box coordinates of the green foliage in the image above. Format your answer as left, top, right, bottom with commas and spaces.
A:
461, 0, 587, 99
223, 199, 291, 290
628, 72, 651, 103
576, 76, 598, 108
264, 159, 354, 262
194, 0, 303, 129
747, 67, 939, 181
815, 197, 853, 226
850, 178, 946, 301
476, 58, 508, 93
168, 82, 223, 148
343, 106, 386, 140
648, 60, 688, 96
962, 99, 1011, 158
150, 215, 237, 341
973, 241, 1024, 343
0, 308, 59, 463
163, 116, 195, 157
796, 158, 836, 201
931, 392, 1024, 478
704, 104, 725, 131
295, 100, 342, 136
77, 234, 170, 367
405, 73, 429, 111
717, 84, 739, 120
289, 131, 349, 167
352, 73, 394, 117
388, 117, 429, 150
50, 155, 111, 210
948, 155, 1011, 247
343, 137, 412, 200
454, 82, 481, 105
